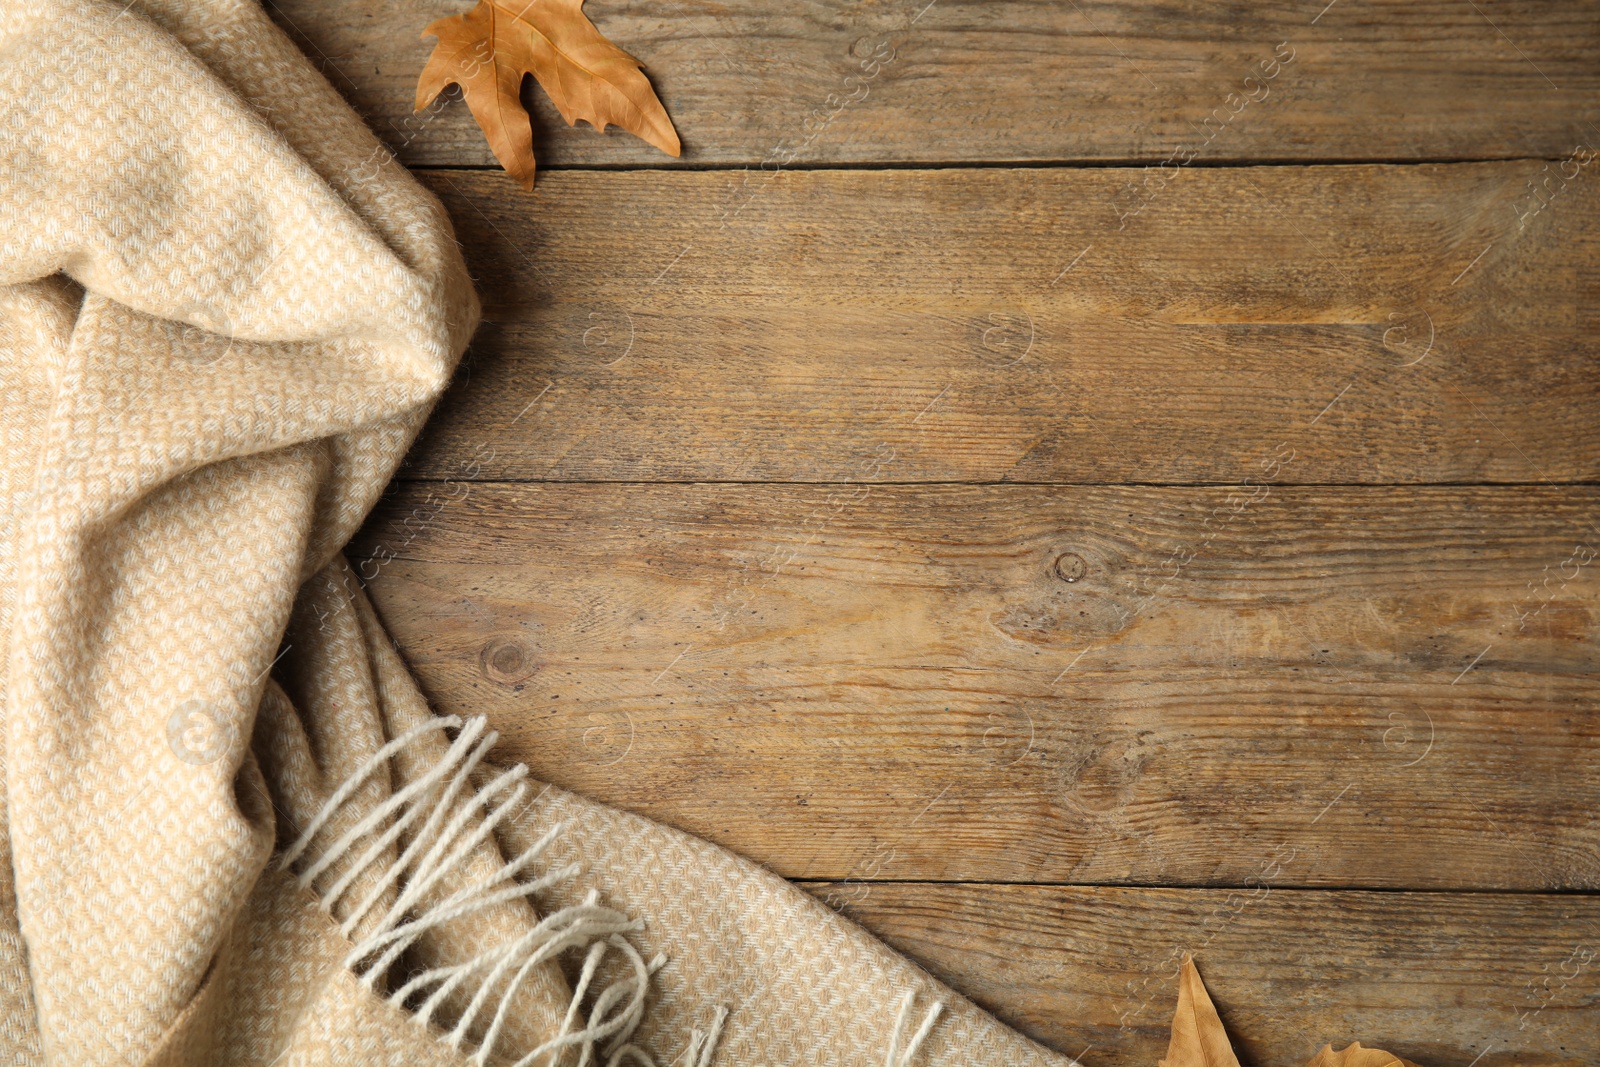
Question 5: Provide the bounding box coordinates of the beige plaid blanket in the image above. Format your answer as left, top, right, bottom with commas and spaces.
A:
0, 1, 1082, 1063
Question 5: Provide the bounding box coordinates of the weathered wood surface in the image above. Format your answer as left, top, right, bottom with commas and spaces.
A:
310, 2, 1599, 1056
266, 0, 1600, 168
803, 882, 1600, 1067
397, 164, 1600, 484
351, 482, 1600, 889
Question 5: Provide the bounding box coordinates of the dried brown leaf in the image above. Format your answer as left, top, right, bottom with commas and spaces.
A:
415, 0, 680, 189
1159, 957, 1242, 1067
1157, 962, 1429, 1067
1304, 1043, 1425, 1067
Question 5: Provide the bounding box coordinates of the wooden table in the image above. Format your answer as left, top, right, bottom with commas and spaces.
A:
272, 2, 1600, 1063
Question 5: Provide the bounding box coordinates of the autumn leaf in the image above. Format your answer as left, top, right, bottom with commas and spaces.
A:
416, 0, 680, 189
1158, 958, 1427, 1067
1160, 957, 1243, 1067
1304, 1044, 1424, 1067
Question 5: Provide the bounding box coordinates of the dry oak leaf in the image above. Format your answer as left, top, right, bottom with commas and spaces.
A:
1160, 958, 1427, 1067
416, 0, 680, 189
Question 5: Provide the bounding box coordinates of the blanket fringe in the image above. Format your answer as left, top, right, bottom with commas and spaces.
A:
886, 991, 945, 1067
278, 714, 666, 1067
277, 714, 946, 1067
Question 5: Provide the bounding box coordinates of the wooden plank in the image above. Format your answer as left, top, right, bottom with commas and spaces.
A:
264, 0, 1600, 168
352, 482, 1600, 889
801, 882, 1600, 1067
398, 164, 1600, 484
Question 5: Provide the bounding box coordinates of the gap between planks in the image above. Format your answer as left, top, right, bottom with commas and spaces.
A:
403, 154, 1591, 171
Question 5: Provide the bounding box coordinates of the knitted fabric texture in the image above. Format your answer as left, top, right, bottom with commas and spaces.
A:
0, 1, 1084, 1064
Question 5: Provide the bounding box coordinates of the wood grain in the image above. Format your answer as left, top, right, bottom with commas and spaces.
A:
397, 164, 1600, 484
293, 5, 1600, 1048
352, 482, 1600, 889
265, 0, 1600, 168
802, 882, 1600, 1067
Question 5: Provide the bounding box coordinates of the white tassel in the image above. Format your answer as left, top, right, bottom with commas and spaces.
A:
884, 990, 945, 1067
284, 714, 671, 1067
286, 716, 934, 1067
278, 714, 461, 871
685, 1006, 729, 1067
